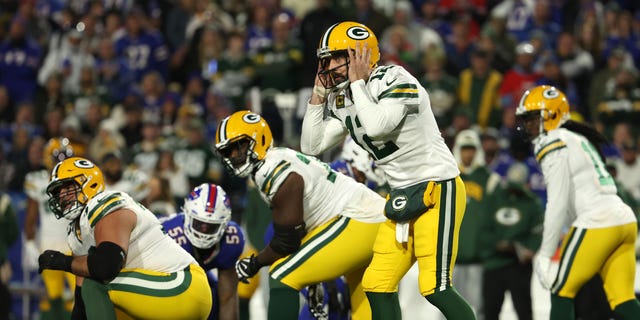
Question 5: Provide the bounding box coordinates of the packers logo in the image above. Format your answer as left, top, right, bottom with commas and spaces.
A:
495, 207, 521, 226
243, 113, 261, 124
336, 94, 345, 108
391, 195, 407, 211
347, 26, 369, 40
74, 159, 94, 169
543, 88, 559, 99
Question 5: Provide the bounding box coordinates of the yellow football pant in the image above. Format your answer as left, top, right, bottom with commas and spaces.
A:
108, 263, 212, 320
553, 223, 638, 309
270, 216, 381, 320
363, 177, 466, 296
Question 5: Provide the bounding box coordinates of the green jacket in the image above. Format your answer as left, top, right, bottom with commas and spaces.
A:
457, 166, 499, 264
0, 192, 19, 264
480, 183, 544, 270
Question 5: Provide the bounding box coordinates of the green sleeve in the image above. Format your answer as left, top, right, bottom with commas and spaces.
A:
479, 192, 499, 260
522, 196, 544, 251
0, 193, 19, 264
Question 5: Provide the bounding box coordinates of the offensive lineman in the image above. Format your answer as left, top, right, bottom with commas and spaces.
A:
214, 110, 386, 319
37, 157, 212, 319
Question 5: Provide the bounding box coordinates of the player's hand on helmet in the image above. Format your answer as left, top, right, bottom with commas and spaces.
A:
348, 42, 372, 82
312, 63, 329, 103
235, 254, 262, 284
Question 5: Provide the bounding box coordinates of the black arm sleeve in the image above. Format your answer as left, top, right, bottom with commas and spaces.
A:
87, 241, 126, 282
269, 222, 307, 255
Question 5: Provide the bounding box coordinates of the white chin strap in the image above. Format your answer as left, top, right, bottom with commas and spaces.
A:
233, 160, 254, 178
331, 80, 350, 92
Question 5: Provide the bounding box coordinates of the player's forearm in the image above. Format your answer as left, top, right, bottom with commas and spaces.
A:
301, 103, 344, 155
70, 256, 92, 278
255, 245, 284, 267
217, 270, 240, 320
351, 79, 406, 138
218, 295, 239, 320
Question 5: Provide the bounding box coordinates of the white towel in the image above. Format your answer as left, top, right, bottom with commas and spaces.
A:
396, 222, 410, 243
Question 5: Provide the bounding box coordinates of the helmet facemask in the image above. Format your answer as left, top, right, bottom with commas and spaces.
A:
516, 110, 545, 141
184, 215, 228, 249
46, 178, 86, 220
317, 50, 350, 91
217, 138, 257, 178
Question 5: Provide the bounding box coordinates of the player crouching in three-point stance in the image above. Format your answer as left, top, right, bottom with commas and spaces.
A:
214, 110, 386, 319
301, 21, 476, 320
516, 85, 640, 320
37, 157, 212, 319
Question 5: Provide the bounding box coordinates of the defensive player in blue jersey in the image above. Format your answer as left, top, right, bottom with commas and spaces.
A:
160, 183, 245, 320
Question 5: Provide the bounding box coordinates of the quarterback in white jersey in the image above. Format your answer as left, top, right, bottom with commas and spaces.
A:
214, 111, 385, 320
301, 21, 474, 320
37, 157, 212, 319
516, 85, 640, 320
302, 58, 459, 188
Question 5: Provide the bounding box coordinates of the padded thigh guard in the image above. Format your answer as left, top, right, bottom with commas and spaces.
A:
269, 222, 307, 255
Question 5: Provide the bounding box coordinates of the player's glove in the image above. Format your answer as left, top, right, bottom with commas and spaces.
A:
307, 283, 328, 320
38, 250, 73, 274
235, 254, 261, 284
22, 240, 41, 271
534, 255, 555, 290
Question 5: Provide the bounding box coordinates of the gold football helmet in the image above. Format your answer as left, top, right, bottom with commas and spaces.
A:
46, 157, 105, 220
515, 85, 570, 137
43, 137, 86, 170
215, 111, 273, 177
317, 21, 380, 89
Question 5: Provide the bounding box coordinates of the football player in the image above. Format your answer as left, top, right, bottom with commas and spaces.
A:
214, 110, 386, 320
516, 85, 640, 320
37, 157, 212, 319
160, 183, 244, 320
301, 21, 475, 319
23, 137, 85, 319
298, 137, 385, 320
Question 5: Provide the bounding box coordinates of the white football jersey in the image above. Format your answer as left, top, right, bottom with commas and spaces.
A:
323, 65, 458, 188
24, 169, 71, 252
534, 128, 636, 257
253, 148, 386, 230
68, 190, 195, 273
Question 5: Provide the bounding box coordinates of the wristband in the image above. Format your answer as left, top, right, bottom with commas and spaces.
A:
313, 85, 330, 99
